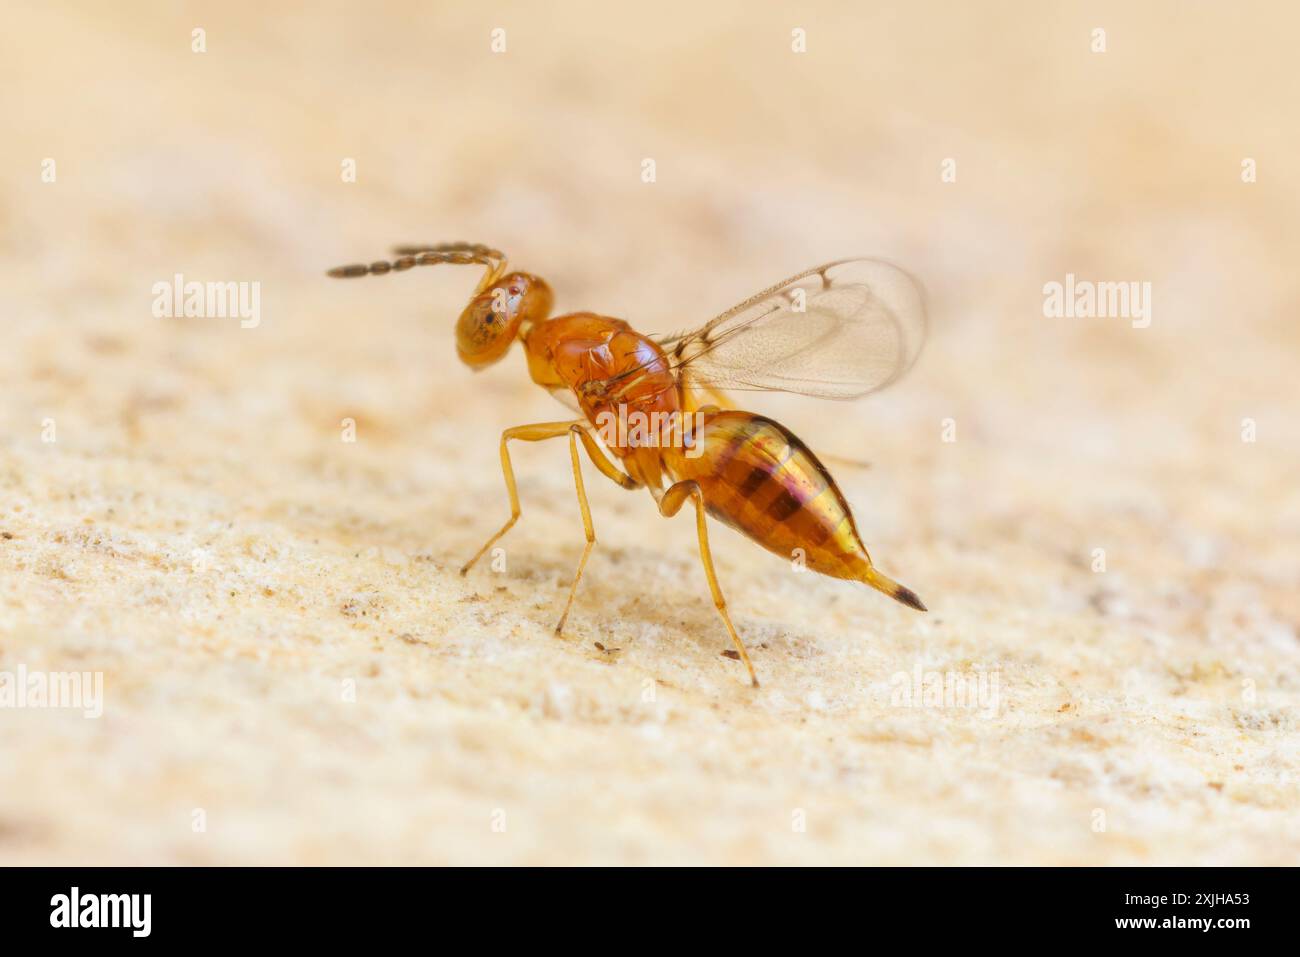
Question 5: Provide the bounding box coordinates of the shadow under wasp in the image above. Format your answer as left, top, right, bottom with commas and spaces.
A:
328, 243, 928, 686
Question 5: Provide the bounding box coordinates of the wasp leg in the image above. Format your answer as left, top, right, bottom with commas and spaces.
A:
659, 480, 759, 688
461, 421, 639, 633
460, 421, 581, 576
570, 426, 640, 492
553, 426, 640, 636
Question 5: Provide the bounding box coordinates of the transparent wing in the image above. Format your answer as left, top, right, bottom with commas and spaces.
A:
651, 258, 927, 400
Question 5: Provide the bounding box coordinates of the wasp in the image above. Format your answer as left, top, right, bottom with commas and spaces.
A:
328, 243, 928, 686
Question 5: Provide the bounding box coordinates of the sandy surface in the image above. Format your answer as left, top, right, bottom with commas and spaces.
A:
1, 1, 1297, 865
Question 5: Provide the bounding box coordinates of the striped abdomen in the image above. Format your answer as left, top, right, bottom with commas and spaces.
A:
664, 409, 925, 610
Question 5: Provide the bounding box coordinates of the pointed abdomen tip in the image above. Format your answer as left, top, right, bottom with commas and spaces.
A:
861, 566, 928, 612
893, 585, 928, 612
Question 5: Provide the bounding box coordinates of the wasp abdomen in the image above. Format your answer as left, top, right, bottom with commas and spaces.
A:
666, 410, 925, 610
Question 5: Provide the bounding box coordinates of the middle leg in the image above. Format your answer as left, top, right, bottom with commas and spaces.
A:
554, 425, 640, 635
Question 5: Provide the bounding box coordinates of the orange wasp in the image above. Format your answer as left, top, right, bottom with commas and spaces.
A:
328, 243, 928, 686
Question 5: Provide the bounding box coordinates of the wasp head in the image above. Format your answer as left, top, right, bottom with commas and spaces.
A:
456, 272, 554, 368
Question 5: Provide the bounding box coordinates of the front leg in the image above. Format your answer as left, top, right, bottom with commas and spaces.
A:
462, 422, 641, 637
460, 420, 581, 575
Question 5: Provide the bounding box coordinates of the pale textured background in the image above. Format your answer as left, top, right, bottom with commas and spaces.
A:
1, 1, 1297, 865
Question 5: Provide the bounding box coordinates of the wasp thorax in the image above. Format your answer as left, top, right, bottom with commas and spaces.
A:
455, 272, 553, 368
578, 379, 610, 401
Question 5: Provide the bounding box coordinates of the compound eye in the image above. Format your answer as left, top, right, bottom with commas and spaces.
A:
461, 300, 497, 343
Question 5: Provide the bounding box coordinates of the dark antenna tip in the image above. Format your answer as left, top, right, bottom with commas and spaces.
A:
327, 264, 369, 279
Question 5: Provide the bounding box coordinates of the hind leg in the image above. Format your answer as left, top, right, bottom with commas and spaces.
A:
659, 480, 759, 687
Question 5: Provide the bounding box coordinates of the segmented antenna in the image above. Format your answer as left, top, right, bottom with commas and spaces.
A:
327, 242, 506, 283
